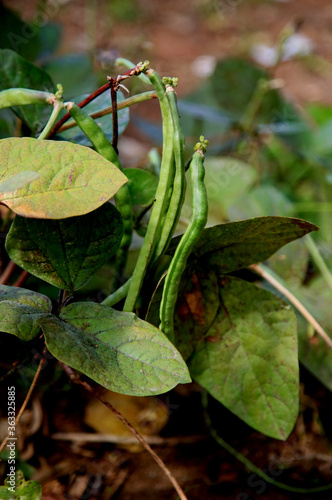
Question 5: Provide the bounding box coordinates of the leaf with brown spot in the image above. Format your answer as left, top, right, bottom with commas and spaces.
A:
189, 276, 299, 440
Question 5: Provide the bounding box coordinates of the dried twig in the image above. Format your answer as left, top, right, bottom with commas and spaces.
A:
251, 263, 332, 349
60, 363, 189, 500
51, 431, 206, 446
0, 350, 46, 455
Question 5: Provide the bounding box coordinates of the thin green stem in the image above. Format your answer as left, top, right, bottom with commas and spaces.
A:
304, 235, 332, 292
38, 85, 65, 140
102, 278, 132, 307
58, 91, 157, 133
240, 79, 271, 133
123, 69, 175, 312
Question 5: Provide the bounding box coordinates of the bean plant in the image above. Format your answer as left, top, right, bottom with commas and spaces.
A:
0, 49, 322, 492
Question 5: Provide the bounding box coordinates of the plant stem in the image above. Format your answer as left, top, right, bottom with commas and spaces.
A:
61, 363, 188, 500
0, 260, 16, 285
110, 78, 119, 154
240, 79, 271, 133
13, 270, 29, 288
102, 278, 131, 307
37, 99, 64, 140
47, 60, 150, 138
58, 91, 157, 133
305, 234, 332, 292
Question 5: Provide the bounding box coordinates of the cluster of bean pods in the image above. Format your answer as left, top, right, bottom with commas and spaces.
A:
0, 61, 209, 344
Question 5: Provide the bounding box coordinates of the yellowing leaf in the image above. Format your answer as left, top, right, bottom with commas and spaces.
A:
0, 137, 127, 218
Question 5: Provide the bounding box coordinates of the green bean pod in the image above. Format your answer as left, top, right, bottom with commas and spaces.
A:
151, 85, 186, 265
123, 68, 175, 312
0, 88, 54, 110
159, 146, 208, 342
67, 103, 133, 286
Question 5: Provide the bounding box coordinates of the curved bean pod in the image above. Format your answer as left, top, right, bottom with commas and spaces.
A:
0, 88, 54, 110
159, 143, 208, 342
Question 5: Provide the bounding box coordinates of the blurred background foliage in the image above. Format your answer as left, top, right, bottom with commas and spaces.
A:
1, 0, 332, 495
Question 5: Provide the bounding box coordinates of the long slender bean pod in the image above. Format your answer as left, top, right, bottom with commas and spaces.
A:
159, 139, 209, 342
67, 103, 133, 286
0, 88, 55, 110
123, 68, 175, 312
151, 83, 186, 264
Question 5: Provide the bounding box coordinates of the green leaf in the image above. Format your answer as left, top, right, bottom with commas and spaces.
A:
174, 268, 220, 360
187, 216, 319, 273
0, 49, 55, 135
295, 275, 332, 391
0, 137, 127, 218
42, 53, 97, 100
123, 168, 159, 206
0, 285, 52, 341
228, 185, 294, 220
0, 171, 40, 193
38, 302, 191, 396
59, 91, 130, 146
6, 203, 123, 292
188, 157, 258, 223
0, 284, 52, 309
0, 470, 42, 499
0, 5, 41, 61
146, 267, 220, 361
189, 277, 299, 439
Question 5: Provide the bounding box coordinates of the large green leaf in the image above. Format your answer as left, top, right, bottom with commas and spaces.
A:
0, 285, 52, 341
0, 49, 55, 134
146, 266, 220, 361
123, 168, 159, 206
187, 157, 258, 224
189, 277, 299, 439
6, 203, 123, 292
0, 138, 127, 218
228, 185, 294, 221
0, 284, 52, 309
179, 216, 318, 273
38, 302, 191, 396
42, 53, 97, 100
0, 5, 41, 61
59, 91, 130, 146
